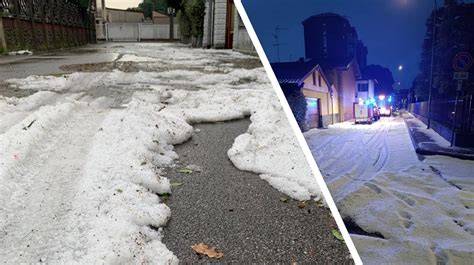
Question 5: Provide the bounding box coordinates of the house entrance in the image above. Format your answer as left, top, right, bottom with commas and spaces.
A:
306, 97, 322, 129
225, 0, 235, 49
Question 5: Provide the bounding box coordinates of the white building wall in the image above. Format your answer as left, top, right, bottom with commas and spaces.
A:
232, 10, 255, 53
213, 0, 227, 48
202, 1, 211, 47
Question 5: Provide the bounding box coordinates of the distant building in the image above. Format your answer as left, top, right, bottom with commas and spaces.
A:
203, 0, 255, 53
105, 8, 145, 23
355, 78, 377, 102
289, 12, 367, 122
302, 13, 367, 70
272, 59, 339, 130
94, 2, 178, 41
152, 11, 171, 25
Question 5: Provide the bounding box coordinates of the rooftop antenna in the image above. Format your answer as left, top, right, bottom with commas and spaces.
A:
272, 26, 287, 62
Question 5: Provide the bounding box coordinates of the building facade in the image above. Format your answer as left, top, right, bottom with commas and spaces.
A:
272, 60, 339, 131
323, 58, 361, 122
106, 8, 145, 23
302, 13, 367, 71
203, 0, 255, 53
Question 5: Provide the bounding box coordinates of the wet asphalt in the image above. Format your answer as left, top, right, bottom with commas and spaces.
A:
162, 119, 353, 264
0, 44, 116, 81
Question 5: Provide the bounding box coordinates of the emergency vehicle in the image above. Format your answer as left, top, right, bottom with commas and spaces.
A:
376, 95, 393, 116
353, 97, 380, 124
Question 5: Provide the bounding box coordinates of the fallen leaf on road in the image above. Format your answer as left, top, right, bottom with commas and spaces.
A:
297, 202, 306, 209
186, 164, 202, 172
191, 243, 224, 259
158, 193, 171, 202
332, 229, 344, 241
176, 168, 193, 174
171, 182, 183, 187
280, 196, 289, 203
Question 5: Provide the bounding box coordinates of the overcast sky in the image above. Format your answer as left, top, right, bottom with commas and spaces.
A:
106, 0, 141, 9
242, 0, 474, 90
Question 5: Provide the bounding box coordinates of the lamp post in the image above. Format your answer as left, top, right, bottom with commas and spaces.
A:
427, 0, 438, 129
397, 65, 403, 108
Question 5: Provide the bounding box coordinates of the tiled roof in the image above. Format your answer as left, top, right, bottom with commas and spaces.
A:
271, 60, 319, 85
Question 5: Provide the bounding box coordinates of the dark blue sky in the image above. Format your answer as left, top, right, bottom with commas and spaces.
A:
242, 0, 474, 90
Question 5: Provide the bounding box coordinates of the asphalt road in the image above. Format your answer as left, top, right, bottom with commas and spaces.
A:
162, 119, 353, 264
0, 44, 116, 81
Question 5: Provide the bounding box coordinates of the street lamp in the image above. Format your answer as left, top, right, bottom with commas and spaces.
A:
427, 0, 438, 129
398, 65, 403, 71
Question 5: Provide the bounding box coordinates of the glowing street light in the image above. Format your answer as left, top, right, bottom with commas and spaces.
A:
398, 65, 403, 71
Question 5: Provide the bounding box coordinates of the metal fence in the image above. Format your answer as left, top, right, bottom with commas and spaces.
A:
0, 0, 95, 50
409, 97, 474, 138
1, 0, 84, 25
96, 23, 180, 41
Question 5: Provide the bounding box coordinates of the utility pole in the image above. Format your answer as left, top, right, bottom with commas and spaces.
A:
272, 26, 287, 62
427, 0, 438, 129
168, 7, 176, 41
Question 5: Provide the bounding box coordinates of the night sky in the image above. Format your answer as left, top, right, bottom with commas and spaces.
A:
242, 0, 474, 90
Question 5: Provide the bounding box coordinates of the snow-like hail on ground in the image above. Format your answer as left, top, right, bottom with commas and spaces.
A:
0, 43, 322, 263
305, 117, 474, 264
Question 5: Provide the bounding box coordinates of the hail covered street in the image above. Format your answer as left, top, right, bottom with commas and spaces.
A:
0, 43, 352, 264
305, 116, 474, 264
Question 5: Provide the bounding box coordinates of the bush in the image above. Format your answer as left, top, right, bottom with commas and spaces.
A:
282, 85, 307, 131
177, 9, 191, 43
184, 0, 205, 37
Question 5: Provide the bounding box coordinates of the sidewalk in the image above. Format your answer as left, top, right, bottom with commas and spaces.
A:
402, 112, 474, 160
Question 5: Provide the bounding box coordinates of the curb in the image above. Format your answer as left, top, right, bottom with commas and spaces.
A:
402, 115, 474, 161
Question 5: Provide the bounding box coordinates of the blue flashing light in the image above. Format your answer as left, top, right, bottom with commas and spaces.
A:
388, 96, 393, 103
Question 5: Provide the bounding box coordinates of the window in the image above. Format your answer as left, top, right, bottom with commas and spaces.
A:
358, 83, 369, 92
318, 75, 322, 87
312, 72, 316, 85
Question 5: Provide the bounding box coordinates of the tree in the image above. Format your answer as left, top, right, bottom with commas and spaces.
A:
165, 0, 182, 10
139, 0, 169, 18
413, 1, 474, 101
177, 0, 205, 46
